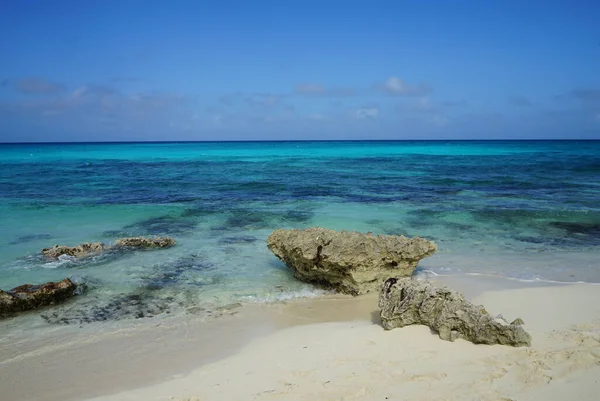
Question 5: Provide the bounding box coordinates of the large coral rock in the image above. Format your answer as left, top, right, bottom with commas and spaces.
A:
0, 278, 83, 319
42, 242, 107, 259
266, 227, 437, 295
379, 278, 532, 347
114, 236, 176, 249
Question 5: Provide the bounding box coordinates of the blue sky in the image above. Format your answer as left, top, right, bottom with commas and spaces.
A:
1, 0, 599, 141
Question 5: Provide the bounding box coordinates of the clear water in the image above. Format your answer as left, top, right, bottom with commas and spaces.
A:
1, 140, 599, 329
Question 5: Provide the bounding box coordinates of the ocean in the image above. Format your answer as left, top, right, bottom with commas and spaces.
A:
1, 140, 599, 331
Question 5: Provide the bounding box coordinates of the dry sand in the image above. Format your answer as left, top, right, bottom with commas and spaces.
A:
2, 277, 599, 401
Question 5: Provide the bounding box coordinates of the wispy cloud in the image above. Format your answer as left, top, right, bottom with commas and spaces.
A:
2, 81, 188, 126
555, 88, 600, 104
440, 99, 467, 108
378, 76, 431, 96
295, 78, 430, 98
307, 113, 328, 121
508, 96, 532, 107
354, 108, 379, 119
295, 84, 325, 95
294, 83, 355, 97
219, 92, 287, 108
398, 97, 464, 115
431, 115, 450, 126
570, 88, 600, 103
413, 97, 434, 111
246, 92, 283, 107
12, 77, 66, 95
110, 77, 143, 84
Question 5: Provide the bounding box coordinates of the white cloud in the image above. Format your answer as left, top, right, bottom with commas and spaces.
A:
414, 97, 433, 111
354, 108, 379, 119
381, 76, 430, 96
385, 77, 408, 93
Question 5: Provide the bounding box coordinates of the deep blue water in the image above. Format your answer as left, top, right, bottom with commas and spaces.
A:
1, 141, 599, 327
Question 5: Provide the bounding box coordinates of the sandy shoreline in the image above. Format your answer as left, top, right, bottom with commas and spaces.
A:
1, 275, 599, 401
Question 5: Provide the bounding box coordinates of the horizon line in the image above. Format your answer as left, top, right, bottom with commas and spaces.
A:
1, 138, 599, 145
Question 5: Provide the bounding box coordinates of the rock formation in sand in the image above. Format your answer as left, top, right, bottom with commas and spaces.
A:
266, 227, 437, 295
379, 277, 531, 347
0, 278, 85, 319
41, 237, 176, 259
114, 236, 176, 249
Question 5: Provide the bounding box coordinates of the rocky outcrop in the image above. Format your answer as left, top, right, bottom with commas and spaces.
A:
42, 242, 107, 259
41, 237, 176, 259
114, 236, 176, 249
379, 278, 532, 347
266, 227, 437, 295
0, 278, 84, 319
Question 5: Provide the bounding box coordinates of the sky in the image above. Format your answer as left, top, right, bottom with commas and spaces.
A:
0, 0, 599, 142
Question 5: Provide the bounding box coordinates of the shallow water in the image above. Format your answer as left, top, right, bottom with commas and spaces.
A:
1, 140, 599, 329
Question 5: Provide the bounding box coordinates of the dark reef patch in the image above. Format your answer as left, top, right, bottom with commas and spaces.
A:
103, 215, 198, 237
218, 236, 259, 245
181, 202, 228, 217
40, 254, 222, 324
549, 221, 600, 237
211, 204, 316, 232
225, 210, 270, 229
9, 233, 53, 245
140, 253, 215, 290
40, 292, 176, 324
515, 235, 545, 244
282, 209, 314, 223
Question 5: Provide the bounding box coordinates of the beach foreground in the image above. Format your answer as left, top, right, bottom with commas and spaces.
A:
1, 276, 599, 401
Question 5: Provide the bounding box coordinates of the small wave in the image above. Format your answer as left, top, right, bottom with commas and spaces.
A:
413, 269, 439, 279
43, 254, 77, 269
465, 272, 600, 285
237, 287, 333, 304
506, 277, 600, 285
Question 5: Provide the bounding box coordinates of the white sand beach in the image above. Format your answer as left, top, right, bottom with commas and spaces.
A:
2, 276, 599, 401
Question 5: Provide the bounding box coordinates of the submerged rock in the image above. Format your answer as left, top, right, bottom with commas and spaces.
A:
41, 292, 174, 324
378, 278, 531, 347
114, 236, 176, 249
9, 233, 54, 245
119, 215, 198, 236
218, 235, 258, 245
0, 278, 84, 319
42, 242, 107, 259
266, 227, 437, 295
41, 236, 175, 259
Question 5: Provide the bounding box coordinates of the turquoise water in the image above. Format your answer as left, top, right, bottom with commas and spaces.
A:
1, 141, 599, 327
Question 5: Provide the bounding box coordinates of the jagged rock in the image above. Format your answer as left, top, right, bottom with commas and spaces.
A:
114, 236, 176, 249
266, 227, 437, 295
42, 242, 107, 259
0, 278, 84, 319
41, 237, 175, 260
379, 278, 532, 347
115, 236, 176, 248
